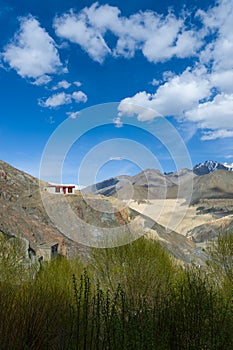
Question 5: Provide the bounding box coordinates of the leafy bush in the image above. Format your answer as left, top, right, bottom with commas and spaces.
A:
0, 234, 232, 349
206, 232, 233, 293
90, 236, 176, 302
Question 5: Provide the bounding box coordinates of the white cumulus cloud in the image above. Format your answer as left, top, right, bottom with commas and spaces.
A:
2, 15, 62, 81
54, 7, 111, 63
117, 0, 233, 140
39, 92, 72, 108
113, 116, 123, 128
118, 68, 211, 121
73, 81, 82, 87
52, 80, 71, 90
198, 0, 233, 72
72, 91, 88, 103
185, 93, 233, 130
211, 70, 233, 94
54, 3, 203, 63
40, 90, 88, 108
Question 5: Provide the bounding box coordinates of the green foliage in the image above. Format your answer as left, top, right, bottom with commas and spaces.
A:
36, 255, 84, 295
206, 232, 233, 292
168, 268, 232, 349
0, 235, 232, 349
90, 236, 176, 301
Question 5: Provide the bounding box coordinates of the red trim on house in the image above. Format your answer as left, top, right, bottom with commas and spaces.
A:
47, 185, 75, 194
47, 185, 75, 188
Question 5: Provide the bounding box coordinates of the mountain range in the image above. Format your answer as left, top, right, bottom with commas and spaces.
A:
1, 159, 233, 265
83, 160, 233, 204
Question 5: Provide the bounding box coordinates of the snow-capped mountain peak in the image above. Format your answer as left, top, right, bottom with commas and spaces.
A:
193, 160, 233, 175
222, 162, 233, 170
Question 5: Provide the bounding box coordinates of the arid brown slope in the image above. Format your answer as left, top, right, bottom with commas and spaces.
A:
190, 170, 233, 204
0, 160, 132, 256
0, 160, 79, 255
187, 214, 233, 243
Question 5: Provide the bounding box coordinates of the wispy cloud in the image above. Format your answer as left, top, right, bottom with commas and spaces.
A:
109, 157, 124, 161
32, 75, 52, 86
201, 129, 233, 141
66, 111, 81, 119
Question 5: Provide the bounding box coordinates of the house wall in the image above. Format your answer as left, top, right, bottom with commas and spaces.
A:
67, 187, 75, 194
45, 186, 75, 194
46, 187, 57, 194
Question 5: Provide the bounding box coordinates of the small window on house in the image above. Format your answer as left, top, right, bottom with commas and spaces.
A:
68, 187, 73, 193
55, 187, 60, 193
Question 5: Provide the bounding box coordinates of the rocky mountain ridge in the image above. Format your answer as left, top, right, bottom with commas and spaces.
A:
83, 160, 233, 203
82, 161, 233, 253
193, 160, 233, 175
1, 159, 233, 266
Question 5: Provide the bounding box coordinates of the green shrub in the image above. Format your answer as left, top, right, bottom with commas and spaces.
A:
90, 236, 176, 301
0, 235, 232, 349
166, 268, 233, 349
206, 232, 233, 293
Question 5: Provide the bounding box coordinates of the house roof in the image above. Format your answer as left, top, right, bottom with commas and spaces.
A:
47, 185, 75, 188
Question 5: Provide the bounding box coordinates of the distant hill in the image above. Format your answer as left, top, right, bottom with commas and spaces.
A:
189, 170, 233, 204
83, 168, 182, 200
84, 161, 233, 203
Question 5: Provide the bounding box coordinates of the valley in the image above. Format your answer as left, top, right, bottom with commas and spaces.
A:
1, 159, 233, 265
1, 159, 233, 349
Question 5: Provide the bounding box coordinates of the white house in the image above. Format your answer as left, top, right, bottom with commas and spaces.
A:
46, 184, 75, 195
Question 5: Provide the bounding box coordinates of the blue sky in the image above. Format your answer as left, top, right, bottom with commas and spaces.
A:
1, 0, 233, 185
